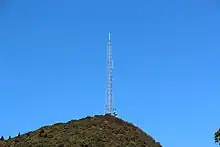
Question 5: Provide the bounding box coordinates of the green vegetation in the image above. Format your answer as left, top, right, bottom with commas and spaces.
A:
215, 129, 220, 145
0, 114, 162, 147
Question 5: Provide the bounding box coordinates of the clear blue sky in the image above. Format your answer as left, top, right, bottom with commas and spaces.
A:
0, 0, 219, 146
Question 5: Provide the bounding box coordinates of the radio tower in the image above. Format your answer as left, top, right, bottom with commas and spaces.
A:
105, 32, 117, 116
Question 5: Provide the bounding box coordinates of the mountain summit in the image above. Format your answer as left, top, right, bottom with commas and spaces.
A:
0, 114, 162, 147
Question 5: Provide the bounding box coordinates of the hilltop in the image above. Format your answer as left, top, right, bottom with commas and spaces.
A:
0, 114, 162, 147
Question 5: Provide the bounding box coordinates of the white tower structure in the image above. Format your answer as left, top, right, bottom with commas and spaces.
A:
105, 32, 117, 116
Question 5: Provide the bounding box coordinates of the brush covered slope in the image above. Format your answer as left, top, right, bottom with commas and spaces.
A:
0, 114, 162, 147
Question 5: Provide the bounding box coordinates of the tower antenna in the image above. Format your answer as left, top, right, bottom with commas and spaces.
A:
105, 32, 117, 116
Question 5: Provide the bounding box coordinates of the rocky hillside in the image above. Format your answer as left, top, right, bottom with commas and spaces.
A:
0, 114, 162, 147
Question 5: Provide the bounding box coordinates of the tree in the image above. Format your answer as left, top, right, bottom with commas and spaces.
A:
215, 129, 220, 145
0, 136, 4, 141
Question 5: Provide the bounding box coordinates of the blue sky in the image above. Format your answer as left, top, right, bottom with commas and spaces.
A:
0, 0, 220, 146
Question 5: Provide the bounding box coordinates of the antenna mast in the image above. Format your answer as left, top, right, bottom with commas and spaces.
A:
105, 32, 117, 116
